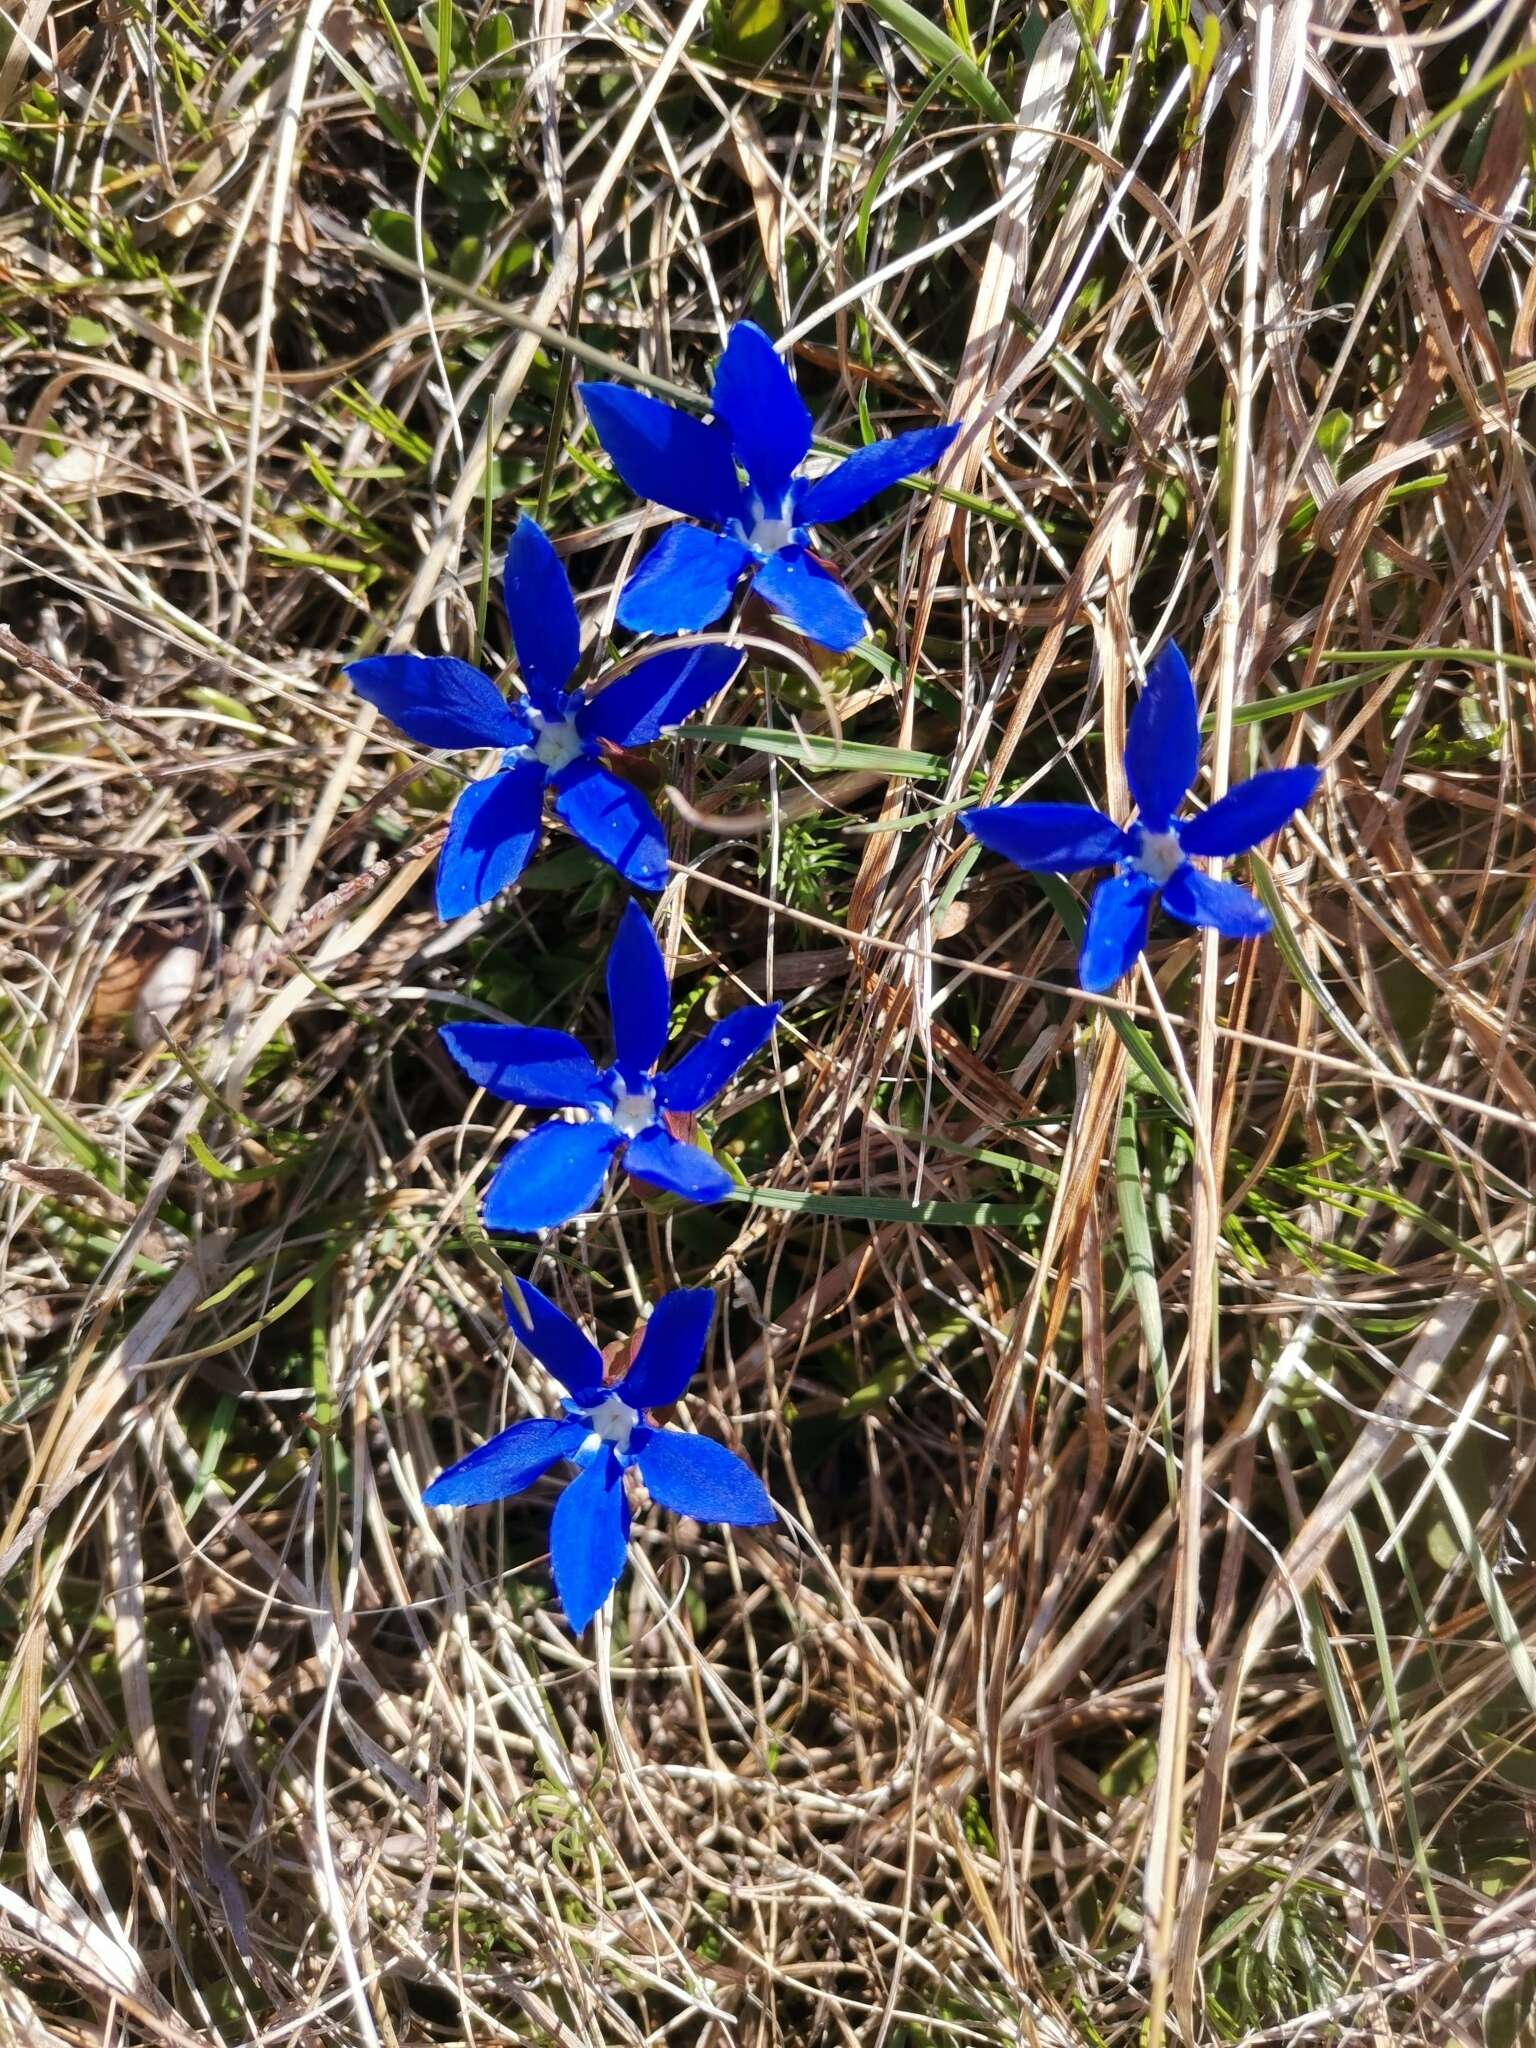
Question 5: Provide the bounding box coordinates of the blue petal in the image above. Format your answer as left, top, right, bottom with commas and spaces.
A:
548, 1449, 631, 1632
962, 802, 1129, 875
708, 321, 812, 503
657, 1003, 781, 1114
616, 527, 753, 635
439, 1022, 601, 1106
501, 515, 580, 711
1078, 872, 1157, 992
1176, 765, 1321, 859
1125, 643, 1199, 831
633, 1427, 776, 1526
423, 1415, 588, 1508
606, 899, 670, 1077
551, 758, 669, 891
436, 761, 544, 918
580, 383, 744, 525
615, 1288, 715, 1412
346, 654, 529, 751
624, 1128, 736, 1205
750, 547, 867, 652
795, 422, 959, 527
1160, 865, 1272, 939
577, 643, 742, 749
501, 1277, 606, 1398
482, 1119, 623, 1234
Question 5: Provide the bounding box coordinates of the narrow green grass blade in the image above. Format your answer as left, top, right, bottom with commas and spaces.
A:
1424, 1448, 1536, 1713
1249, 857, 1375, 1066
1114, 1102, 1178, 1506
0, 1039, 141, 1200
691, 725, 947, 777
866, 0, 1013, 123
1219, 675, 1366, 726
856, 62, 956, 275
1296, 644, 1536, 680
1303, 1587, 1381, 1850
1340, 1490, 1447, 1936
1035, 876, 1189, 1122
744, 1188, 1040, 1228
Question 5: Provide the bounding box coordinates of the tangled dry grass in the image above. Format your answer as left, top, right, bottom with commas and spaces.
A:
2, 1, 1535, 2043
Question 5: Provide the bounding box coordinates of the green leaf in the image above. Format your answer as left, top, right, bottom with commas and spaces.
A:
866, 0, 1013, 123
64, 314, 111, 347
368, 209, 437, 267
1220, 675, 1366, 725
473, 11, 515, 62
187, 1131, 289, 1185
447, 81, 491, 130
183, 1395, 238, 1517
710, 0, 791, 59
1316, 407, 1351, 471
1098, 1734, 1158, 1801
185, 686, 261, 730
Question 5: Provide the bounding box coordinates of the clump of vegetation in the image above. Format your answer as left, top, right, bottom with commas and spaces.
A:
1, 3, 1532, 2044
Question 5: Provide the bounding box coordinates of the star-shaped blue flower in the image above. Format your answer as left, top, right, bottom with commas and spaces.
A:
962, 643, 1321, 993
345, 515, 741, 916
425, 1280, 775, 1633
581, 321, 958, 653
441, 900, 781, 1233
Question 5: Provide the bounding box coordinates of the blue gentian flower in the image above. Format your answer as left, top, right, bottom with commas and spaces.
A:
425, 1279, 776, 1632
345, 515, 741, 916
441, 900, 781, 1233
581, 320, 959, 653
962, 643, 1321, 993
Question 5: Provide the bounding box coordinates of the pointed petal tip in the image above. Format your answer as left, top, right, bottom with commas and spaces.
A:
656, 1001, 781, 1114
794, 420, 960, 526
750, 549, 867, 652
500, 515, 581, 702
578, 640, 742, 749
615, 1287, 716, 1411
607, 896, 671, 1074
481, 1120, 622, 1233
624, 1128, 737, 1205
553, 760, 670, 890
434, 762, 544, 919
1125, 644, 1200, 831
615, 527, 751, 636
709, 320, 812, 500
1077, 872, 1157, 991
635, 1428, 777, 1526
964, 802, 1130, 874
581, 381, 744, 527
549, 1450, 631, 1632
1176, 762, 1323, 859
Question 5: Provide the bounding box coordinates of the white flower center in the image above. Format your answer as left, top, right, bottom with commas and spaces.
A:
742, 488, 800, 557
584, 1392, 639, 1452
608, 1081, 658, 1139
750, 512, 795, 555
1132, 827, 1184, 885
531, 715, 584, 773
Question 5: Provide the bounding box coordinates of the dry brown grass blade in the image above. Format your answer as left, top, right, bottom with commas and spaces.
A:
1173, 1233, 1527, 2012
